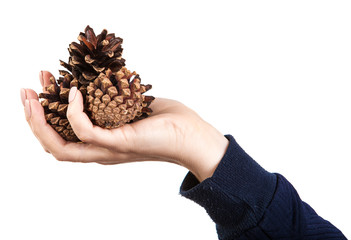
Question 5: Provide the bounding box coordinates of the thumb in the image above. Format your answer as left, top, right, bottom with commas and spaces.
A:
67, 87, 112, 146
67, 87, 135, 152
68, 86, 83, 112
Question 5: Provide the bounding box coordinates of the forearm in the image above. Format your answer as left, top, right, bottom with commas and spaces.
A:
259, 174, 346, 239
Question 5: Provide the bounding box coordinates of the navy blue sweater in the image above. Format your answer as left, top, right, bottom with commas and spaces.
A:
180, 135, 346, 239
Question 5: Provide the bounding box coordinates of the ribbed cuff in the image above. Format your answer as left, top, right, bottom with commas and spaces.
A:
180, 135, 277, 237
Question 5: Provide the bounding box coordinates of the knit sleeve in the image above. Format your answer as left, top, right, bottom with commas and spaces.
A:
179, 135, 346, 239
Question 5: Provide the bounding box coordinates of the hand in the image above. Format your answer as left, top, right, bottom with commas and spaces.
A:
21, 71, 229, 182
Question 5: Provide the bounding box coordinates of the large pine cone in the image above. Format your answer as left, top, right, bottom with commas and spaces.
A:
39, 26, 154, 142
86, 67, 154, 128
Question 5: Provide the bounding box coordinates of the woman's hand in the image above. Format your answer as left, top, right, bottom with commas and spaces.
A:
21, 71, 229, 182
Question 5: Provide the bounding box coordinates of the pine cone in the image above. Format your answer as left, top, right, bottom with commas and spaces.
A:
60, 25, 126, 85
39, 26, 154, 142
39, 72, 82, 142
86, 67, 154, 128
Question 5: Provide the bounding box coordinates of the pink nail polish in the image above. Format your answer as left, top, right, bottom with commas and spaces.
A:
68, 87, 77, 103
25, 99, 31, 119
20, 88, 27, 106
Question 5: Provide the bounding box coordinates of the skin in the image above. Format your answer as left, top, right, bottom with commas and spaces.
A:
20, 71, 229, 182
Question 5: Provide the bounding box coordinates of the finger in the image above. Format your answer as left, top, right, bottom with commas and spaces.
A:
147, 97, 167, 115
23, 89, 40, 122
67, 87, 116, 148
147, 98, 184, 116
20, 88, 26, 106
25, 88, 39, 101
54, 142, 119, 163
20, 88, 39, 106
40, 71, 55, 93
27, 98, 121, 162
26, 98, 66, 153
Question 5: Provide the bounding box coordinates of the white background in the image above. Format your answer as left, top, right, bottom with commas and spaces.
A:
0, 0, 350, 239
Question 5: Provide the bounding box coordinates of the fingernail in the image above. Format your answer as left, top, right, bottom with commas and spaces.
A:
20, 88, 27, 106
25, 99, 31, 119
68, 87, 77, 103
39, 71, 44, 87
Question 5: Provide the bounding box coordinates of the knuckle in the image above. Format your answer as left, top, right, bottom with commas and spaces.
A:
76, 132, 92, 143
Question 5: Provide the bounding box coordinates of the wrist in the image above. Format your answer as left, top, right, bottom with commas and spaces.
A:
182, 121, 229, 182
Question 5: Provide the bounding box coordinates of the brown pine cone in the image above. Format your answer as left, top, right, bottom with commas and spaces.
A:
39, 26, 155, 142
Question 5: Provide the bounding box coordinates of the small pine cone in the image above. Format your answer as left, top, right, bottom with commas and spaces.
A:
86, 67, 154, 128
39, 74, 85, 142
60, 25, 125, 86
